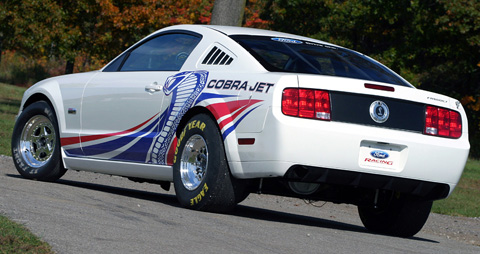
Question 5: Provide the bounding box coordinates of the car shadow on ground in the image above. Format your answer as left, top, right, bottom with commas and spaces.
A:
6, 173, 439, 244
58, 178, 180, 205
6, 173, 179, 206
232, 204, 438, 244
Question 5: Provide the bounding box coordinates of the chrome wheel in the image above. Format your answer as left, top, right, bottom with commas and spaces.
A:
180, 134, 208, 191
19, 115, 56, 168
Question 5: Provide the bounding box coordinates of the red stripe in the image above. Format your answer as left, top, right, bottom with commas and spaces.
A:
207, 99, 262, 131
60, 113, 159, 146
218, 100, 262, 129
206, 101, 238, 130
206, 103, 230, 128
166, 137, 178, 166
60, 136, 81, 146
229, 99, 262, 122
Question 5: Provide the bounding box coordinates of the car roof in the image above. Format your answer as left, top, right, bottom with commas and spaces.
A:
160, 24, 338, 48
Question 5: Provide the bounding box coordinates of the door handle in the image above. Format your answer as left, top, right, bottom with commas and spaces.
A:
145, 82, 163, 94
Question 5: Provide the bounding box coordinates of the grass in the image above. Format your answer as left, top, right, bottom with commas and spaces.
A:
0, 83, 53, 253
432, 159, 480, 217
0, 82, 26, 156
0, 215, 53, 254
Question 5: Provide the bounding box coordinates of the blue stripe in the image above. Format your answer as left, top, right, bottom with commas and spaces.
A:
222, 105, 262, 140
81, 115, 161, 157
111, 132, 158, 162
196, 92, 237, 104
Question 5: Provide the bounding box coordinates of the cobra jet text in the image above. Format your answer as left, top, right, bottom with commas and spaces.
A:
207, 80, 274, 93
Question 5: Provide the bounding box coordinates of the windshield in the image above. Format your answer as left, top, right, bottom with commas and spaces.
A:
231, 35, 411, 87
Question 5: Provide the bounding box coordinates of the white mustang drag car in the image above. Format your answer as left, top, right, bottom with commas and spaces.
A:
12, 25, 470, 237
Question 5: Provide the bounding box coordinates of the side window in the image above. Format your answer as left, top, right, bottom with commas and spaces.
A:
103, 54, 126, 72
120, 33, 201, 71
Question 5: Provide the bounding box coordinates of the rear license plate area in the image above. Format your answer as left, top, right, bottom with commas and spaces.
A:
358, 141, 407, 172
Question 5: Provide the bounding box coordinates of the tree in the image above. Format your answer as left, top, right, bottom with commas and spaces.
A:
261, 0, 480, 157
211, 0, 246, 26
0, 0, 15, 64
6, 1, 64, 60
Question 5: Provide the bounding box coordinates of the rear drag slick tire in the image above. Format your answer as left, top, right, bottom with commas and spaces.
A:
358, 194, 433, 237
173, 114, 244, 213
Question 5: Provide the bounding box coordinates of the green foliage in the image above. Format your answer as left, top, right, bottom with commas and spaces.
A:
1, 0, 478, 157
0, 82, 25, 156
262, 0, 480, 158
432, 159, 480, 217
0, 215, 53, 254
7, 1, 64, 59
0, 0, 216, 75
0, 51, 57, 86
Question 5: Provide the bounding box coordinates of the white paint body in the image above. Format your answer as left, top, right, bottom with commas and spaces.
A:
18, 25, 470, 198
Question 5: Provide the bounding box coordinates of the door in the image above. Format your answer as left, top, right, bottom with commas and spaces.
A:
79, 32, 202, 164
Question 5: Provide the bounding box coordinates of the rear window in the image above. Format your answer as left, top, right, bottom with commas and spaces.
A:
231, 35, 411, 87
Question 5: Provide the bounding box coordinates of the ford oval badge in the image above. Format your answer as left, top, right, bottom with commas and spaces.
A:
370, 150, 389, 159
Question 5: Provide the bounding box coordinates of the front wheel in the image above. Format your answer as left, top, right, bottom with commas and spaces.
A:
173, 114, 242, 213
358, 194, 433, 237
11, 101, 66, 181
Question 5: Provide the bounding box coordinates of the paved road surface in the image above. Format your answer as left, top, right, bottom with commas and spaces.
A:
1, 155, 479, 253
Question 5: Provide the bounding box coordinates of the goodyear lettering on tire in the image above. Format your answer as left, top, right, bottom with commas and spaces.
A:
190, 183, 209, 206
187, 120, 206, 131
173, 120, 206, 164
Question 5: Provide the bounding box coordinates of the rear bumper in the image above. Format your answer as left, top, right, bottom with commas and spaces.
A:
284, 165, 450, 200
228, 106, 469, 197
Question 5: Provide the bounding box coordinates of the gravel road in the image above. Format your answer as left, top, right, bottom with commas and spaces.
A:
0, 155, 479, 253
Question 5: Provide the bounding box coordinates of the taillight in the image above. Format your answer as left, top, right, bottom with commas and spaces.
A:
298, 89, 315, 118
315, 90, 331, 120
425, 106, 462, 138
282, 88, 331, 121
282, 88, 299, 116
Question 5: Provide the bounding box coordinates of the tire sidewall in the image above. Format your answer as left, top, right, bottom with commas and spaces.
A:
173, 114, 234, 211
11, 101, 63, 181
358, 194, 433, 237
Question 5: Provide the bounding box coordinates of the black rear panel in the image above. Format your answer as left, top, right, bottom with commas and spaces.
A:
330, 91, 425, 133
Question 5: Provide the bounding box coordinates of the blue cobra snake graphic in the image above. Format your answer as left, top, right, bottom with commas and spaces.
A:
147, 70, 209, 164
